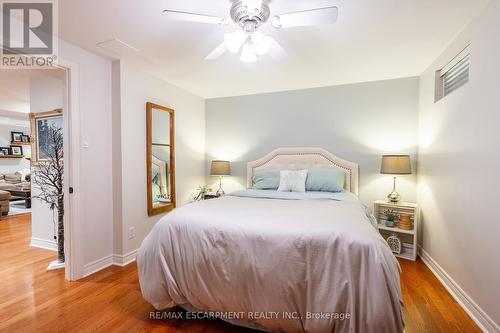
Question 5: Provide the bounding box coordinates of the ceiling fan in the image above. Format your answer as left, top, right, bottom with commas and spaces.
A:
163, 0, 338, 63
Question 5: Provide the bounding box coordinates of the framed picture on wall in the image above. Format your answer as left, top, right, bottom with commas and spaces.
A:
30, 109, 63, 163
11, 131, 23, 142
21, 135, 30, 143
10, 145, 23, 156
0, 147, 11, 155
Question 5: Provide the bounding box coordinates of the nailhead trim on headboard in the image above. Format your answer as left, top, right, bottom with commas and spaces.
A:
246, 148, 359, 195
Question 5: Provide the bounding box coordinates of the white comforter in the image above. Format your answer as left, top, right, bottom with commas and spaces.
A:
137, 191, 403, 333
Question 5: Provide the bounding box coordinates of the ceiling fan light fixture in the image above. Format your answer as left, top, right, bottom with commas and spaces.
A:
242, 0, 263, 14
224, 30, 246, 53
240, 42, 257, 63
270, 16, 282, 28
252, 31, 272, 55
165, 2, 339, 63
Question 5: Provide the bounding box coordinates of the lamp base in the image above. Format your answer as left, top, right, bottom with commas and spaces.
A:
216, 176, 225, 196
387, 176, 401, 203
387, 191, 401, 203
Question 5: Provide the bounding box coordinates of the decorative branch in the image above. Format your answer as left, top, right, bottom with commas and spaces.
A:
32, 125, 65, 263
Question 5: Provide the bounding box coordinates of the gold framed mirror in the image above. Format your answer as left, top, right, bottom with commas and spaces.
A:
146, 102, 175, 216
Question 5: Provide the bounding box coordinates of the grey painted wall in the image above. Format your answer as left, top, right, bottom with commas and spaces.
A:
206, 77, 419, 206
418, 0, 500, 329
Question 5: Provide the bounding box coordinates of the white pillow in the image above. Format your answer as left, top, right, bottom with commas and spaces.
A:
277, 170, 308, 192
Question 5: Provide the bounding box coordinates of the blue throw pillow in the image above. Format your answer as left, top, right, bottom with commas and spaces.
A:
252, 169, 280, 190
305, 168, 345, 192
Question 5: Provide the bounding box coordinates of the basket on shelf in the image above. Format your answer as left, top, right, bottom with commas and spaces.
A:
399, 213, 413, 230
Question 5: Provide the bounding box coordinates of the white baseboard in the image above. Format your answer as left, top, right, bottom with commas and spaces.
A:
30, 237, 57, 251
112, 249, 137, 266
81, 249, 138, 278
418, 246, 499, 333
83, 255, 113, 277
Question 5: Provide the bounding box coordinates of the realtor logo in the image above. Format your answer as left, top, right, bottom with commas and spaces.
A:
1, 0, 58, 68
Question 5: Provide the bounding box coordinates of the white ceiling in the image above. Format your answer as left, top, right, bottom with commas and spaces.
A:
0, 69, 65, 119
59, 0, 489, 98
0, 70, 37, 116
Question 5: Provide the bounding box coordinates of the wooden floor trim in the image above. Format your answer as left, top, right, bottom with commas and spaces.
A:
113, 249, 138, 267
83, 250, 138, 277
30, 237, 58, 251
418, 246, 499, 333
83, 254, 114, 277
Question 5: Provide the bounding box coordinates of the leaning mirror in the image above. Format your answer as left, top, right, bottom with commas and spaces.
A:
146, 102, 175, 216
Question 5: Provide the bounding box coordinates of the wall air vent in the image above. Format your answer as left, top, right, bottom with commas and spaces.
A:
435, 45, 470, 102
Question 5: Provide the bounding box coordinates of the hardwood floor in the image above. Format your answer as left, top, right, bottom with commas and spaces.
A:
0, 215, 481, 333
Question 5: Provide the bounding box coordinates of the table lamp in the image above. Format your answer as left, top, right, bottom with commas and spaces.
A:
380, 155, 411, 203
210, 160, 231, 195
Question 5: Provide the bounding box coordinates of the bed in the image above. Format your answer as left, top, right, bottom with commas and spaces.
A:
137, 147, 403, 333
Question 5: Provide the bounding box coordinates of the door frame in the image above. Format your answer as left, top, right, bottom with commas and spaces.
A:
55, 58, 83, 280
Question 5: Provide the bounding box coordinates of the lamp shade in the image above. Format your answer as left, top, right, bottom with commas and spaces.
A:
210, 160, 231, 176
380, 155, 412, 175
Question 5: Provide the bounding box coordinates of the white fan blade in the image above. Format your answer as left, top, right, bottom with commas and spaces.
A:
163, 10, 224, 25
273, 6, 338, 28
206, 43, 227, 60
268, 38, 287, 61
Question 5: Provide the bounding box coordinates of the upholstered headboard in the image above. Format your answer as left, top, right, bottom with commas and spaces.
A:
247, 147, 359, 195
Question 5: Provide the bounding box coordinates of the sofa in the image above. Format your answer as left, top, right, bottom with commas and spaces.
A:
0, 172, 31, 192
0, 173, 31, 215
0, 190, 10, 216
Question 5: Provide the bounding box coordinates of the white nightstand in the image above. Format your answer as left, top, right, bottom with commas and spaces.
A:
373, 200, 419, 261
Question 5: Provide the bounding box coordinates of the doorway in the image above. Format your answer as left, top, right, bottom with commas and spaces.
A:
0, 67, 72, 278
